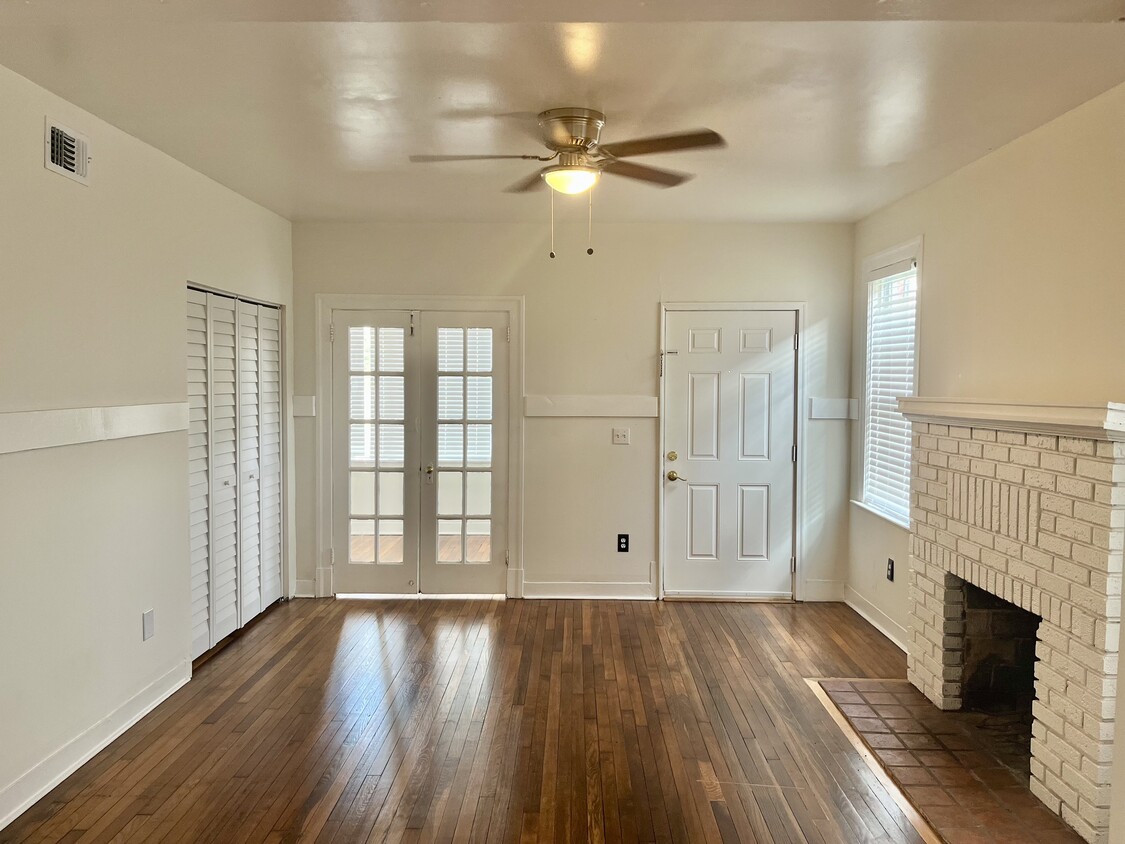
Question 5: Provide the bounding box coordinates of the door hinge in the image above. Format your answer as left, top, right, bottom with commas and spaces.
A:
329, 547, 335, 564
793, 332, 799, 350
506, 326, 511, 343
790, 556, 797, 573
505, 550, 510, 567
791, 444, 797, 462
329, 323, 335, 343
409, 312, 415, 337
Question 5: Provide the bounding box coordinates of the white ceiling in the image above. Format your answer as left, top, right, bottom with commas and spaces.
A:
2, 10, 1125, 222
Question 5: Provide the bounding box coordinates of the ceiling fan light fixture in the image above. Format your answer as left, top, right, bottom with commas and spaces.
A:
542, 165, 600, 195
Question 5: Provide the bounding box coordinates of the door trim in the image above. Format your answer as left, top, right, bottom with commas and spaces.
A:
315, 294, 525, 598
658, 301, 808, 601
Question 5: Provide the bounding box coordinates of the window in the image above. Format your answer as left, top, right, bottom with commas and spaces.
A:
862, 256, 919, 526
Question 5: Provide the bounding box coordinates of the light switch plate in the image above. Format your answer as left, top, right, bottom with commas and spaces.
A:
612, 427, 630, 445
142, 609, 155, 641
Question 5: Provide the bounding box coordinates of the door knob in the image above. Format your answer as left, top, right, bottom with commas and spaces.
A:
424, 464, 434, 475
666, 470, 688, 482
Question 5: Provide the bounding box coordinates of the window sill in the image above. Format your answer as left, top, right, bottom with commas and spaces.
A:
850, 499, 910, 532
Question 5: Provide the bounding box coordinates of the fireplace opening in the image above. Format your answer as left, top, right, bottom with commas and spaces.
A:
957, 579, 1041, 770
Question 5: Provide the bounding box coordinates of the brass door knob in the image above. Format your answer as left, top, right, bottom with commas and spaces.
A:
666, 470, 688, 482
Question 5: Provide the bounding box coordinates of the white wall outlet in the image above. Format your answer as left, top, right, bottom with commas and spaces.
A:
612, 427, 631, 445
142, 609, 155, 641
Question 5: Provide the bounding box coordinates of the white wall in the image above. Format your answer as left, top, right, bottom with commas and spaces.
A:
0, 64, 293, 827
292, 221, 854, 598
846, 80, 1125, 648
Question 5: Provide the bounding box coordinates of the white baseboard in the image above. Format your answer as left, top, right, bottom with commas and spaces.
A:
800, 578, 845, 601
521, 580, 656, 599
0, 660, 190, 832
844, 586, 908, 652
662, 589, 792, 600
294, 579, 315, 598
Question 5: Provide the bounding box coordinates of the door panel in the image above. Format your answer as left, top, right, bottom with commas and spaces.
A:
333, 312, 418, 593
331, 309, 508, 594
238, 300, 262, 622
663, 309, 797, 598
209, 294, 241, 639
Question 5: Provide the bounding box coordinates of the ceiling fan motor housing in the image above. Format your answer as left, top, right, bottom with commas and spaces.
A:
539, 107, 606, 152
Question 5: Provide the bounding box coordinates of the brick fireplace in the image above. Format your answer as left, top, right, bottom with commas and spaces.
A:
898, 399, 1125, 844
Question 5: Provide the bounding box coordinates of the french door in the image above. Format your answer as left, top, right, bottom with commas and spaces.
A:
662, 308, 798, 598
331, 309, 509, 594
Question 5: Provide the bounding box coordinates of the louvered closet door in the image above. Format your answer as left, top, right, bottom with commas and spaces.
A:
238, 301, 263, 622
209, 294, 241, 642
258, 305, 283, 606
187, 290, 212, 659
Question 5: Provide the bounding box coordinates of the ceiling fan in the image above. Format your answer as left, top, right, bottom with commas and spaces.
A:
409, 107, 725, 195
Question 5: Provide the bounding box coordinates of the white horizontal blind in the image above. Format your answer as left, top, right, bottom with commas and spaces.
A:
863, 262, 918, 526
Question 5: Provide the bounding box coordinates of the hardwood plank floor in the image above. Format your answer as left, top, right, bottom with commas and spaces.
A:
1, 598, 917, 843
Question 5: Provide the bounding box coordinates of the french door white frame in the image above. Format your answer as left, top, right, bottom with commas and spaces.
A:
658, 302, 808, 601
315, 294, 525, 598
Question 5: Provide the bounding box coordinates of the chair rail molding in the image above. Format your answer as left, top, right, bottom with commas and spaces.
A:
0, 403, 189, 455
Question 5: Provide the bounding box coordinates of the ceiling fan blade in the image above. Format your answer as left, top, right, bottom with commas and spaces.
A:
599, 129, 725, 159
601, 160, 691, 188
503, 169, 547, 193
409, 153, 545, 163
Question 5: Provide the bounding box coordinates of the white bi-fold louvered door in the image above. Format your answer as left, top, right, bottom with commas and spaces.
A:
186, 289, 284, 660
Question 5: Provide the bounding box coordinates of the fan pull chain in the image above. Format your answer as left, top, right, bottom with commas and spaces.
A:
548, 189, 556, 259
587, 190, 594, 256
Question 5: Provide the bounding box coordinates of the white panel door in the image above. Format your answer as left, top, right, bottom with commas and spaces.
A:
208, 294, 241, 640
238, 300, 263, 622
186, 289, 212, 659
663, 309, 797, 598
258, 305, 284, 607
331, 309, 508, 594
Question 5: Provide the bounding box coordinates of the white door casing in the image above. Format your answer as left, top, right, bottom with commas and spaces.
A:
330, 308, 510, 595
662, 308, 798, 599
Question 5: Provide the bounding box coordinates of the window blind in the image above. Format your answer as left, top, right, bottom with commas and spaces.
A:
863, 262, 918, 526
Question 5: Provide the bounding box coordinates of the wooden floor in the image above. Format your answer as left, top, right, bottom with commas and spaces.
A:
2, 598, 919, 844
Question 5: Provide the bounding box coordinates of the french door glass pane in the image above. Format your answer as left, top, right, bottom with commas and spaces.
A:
349, 327, 376, 371
379, 520, 404, 564
438, 520, 462, 563
378, 328, 405, 372
350, 519, 375, 563
466, 377, 491, 420
350, 472, 375, 515
350, 376, 376, 419
378, 424, 404, 468
437, 472, 463, 516
438, 328, 464, 371
379, 377, 405, 420
438, 376, 464, 419
467, 425, 491, 467
466, 329, 492, 372
466, 520, 491, 563
378, 472, 404, 516
465, 472, 491, 515
350, 423, 376, 466
438, 425, 464, 466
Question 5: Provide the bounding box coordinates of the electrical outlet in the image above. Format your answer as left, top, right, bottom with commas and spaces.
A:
617, 534, 629, 552
612, 427, 630, 445
142, 609, 155, 641
886, 559, 895, 582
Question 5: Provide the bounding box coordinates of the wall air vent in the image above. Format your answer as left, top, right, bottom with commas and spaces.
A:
44, 119, 90, 185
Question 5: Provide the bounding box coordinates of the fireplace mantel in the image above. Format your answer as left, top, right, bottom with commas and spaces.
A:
899, 397, 1125, 442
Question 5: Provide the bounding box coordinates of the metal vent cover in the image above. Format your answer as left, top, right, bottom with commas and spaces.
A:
44, 119, 90, 185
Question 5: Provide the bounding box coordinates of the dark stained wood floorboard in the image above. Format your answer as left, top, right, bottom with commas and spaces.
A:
1, 599, 916, 844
